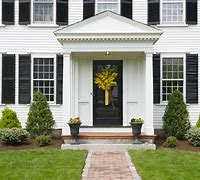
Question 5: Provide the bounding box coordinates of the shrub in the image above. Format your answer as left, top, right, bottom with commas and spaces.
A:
35, 135, 51, 147
26, 91, 55, 137
186, 127, 200, 147
0, 128, 30, 145
0, 108, 21, 128
196, 115, 200, 128
162, 91, 191, 139
164, 136, 178, 148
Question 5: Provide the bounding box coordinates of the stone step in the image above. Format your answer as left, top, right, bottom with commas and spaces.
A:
61, 143, 156, 152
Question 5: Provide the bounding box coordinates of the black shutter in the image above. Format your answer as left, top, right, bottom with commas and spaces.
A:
186, 0, 197, 25
186, 54, 198, 104
56, 0, 68, 25
153, 54, 160, 104
2, 0, 14, 25
2, 54, 15, 104
83, 0, 95, 20
56, 55, 63, 104
19, 0, 31, 25
19, 55, 31, 104
148, 0, 160, 25
121, 0, 132, 19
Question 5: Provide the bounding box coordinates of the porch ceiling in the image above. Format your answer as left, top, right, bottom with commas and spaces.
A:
54, 11, 162, 44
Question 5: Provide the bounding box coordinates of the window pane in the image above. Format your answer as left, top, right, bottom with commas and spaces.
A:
97, 0, 118, 13
162, 1, 183, 23
162, 57, 184, 101
33, 58, 54, 102
34, 2, 53, 23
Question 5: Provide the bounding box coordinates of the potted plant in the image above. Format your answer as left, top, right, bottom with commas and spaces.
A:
67, 117, 82, 145
130, 118, 144, 144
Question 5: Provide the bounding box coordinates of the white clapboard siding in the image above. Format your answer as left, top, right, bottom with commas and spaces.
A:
0, 0, 200, 129
133, 0, 147, 24
0, 105, 63, 129
68, 0, 83, 25
0, 26, 62, 53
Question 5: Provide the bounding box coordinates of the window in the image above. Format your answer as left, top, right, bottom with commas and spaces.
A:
162, 57, 184, 101
33, 58, 55, 102
33, 0, 54, 24
96, 0, 119, 14
162, 0, 184, 24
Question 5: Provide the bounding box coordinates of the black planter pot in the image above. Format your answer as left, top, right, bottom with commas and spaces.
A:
130, 122, 143, 144
68, 122, 82, 145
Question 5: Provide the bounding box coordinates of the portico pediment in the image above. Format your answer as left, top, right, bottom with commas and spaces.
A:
54, 11, 162, 43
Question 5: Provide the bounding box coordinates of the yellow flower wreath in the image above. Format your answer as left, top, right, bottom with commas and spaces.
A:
94, 66, 118, 105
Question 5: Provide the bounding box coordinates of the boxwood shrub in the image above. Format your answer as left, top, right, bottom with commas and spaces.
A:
0, 108, 21, 128
35, 135, 51, 147
186, 127, 200, 147
164, 136, 178, 148
0, 128, 30, 145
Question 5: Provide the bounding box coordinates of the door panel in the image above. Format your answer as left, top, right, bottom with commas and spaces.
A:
93, 60, 123, 126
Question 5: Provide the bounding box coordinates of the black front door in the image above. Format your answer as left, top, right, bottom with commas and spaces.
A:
93, 60, 123, 126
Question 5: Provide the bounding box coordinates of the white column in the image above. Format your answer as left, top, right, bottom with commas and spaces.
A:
144, 52, 154, 135
62, 52, 72, 135
0, 54, 2, 104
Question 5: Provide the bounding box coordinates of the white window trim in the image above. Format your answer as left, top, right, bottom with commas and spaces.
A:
160, 0, 186, 25
31, 54, 57, 104
160, 54, 186, 104
95, 0, 121, 15
31, 0, 56, 26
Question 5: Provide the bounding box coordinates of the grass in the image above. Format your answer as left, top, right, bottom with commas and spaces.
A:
0, 148, 87, 180
129, 149, 200, 180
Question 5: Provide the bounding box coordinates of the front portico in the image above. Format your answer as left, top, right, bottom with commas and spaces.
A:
54, 11, 162, 136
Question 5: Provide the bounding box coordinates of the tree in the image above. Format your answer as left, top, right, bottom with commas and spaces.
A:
196, 115, 200, 128
162, 90, 191, 139
0, 107, 21, 128
26, 91, 55, 137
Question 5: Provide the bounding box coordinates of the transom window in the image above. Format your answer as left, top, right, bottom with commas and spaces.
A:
33, 0, 54, 24
33, 58, 55, 102
162, 58, 184, 101
97, 0, 119, 14
162, 0, 184, 23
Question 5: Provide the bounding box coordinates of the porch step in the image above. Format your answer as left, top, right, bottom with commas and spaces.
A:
63, 132, 156, 144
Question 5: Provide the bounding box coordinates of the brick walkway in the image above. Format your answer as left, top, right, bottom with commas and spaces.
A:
84, 152, 137, 180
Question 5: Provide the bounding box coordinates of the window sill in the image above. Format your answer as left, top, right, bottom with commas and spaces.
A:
157, 24, 188, 27
28, 24, 59, 28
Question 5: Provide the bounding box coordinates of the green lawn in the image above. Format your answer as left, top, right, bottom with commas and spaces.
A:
0, 148, 87, 180
129, 149, 200, 180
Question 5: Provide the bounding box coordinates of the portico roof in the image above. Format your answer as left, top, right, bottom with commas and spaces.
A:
54, 11, 162, 44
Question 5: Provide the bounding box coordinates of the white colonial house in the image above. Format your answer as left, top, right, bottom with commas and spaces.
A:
0, 0, 199, 137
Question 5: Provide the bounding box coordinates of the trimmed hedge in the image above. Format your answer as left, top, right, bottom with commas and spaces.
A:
186, 127, 200, 147
164, 136, 178, 148
0, 128, 30, 144
0, 108, 21, 128
35, 135, 51, 147
162, 91, 191, 139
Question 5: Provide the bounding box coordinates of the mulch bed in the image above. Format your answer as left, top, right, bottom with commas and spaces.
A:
0, 137, 199, 152
0, 138, 63, 151
156, 139, 200, 152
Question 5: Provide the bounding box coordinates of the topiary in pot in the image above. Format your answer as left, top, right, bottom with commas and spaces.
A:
162, 90, 191, 139
26, 91, 55, 137
0, 107, 21, 128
